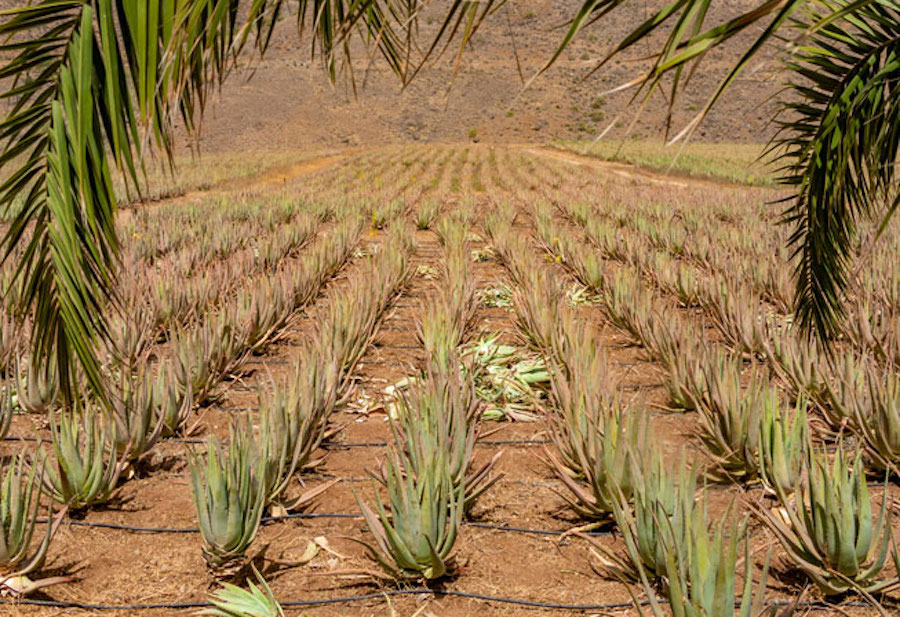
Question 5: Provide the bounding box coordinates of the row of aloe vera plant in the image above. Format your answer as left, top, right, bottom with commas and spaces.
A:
488, 203, 900, 614
510, 205, 780, 614
0, 209, 379, 595
353, 211, 502, 580
537, 200, 888, 480
545, 191, 900, 484
546, 156, 900, 364
4, 205, 361, 422
558, 200, 900, 609
546, 193, 900, 496
0, 192, 335, 376
187, 223, 413, 578
0, 144, 436, 379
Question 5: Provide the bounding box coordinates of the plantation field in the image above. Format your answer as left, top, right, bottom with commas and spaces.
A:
552, 140, 777, 186
3, 144, 900, 616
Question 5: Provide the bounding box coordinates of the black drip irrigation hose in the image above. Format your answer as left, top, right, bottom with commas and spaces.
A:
38, 514, 616, 538
3, 437, 552, 447
320, 438, 551, 448
0, 591, 873, 612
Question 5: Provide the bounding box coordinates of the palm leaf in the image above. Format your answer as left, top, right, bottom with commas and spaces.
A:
0, 0, 419, 404
0, 1, 261, 402
523, 0, 804, 141
776, 0, 900, 339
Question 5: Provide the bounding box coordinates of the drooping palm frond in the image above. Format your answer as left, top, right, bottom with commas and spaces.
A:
0, 1, 275, 403
297, 0, 409, 84
0, 0, 424, 404
404, 0, 502, 83
777, 1, 900, 340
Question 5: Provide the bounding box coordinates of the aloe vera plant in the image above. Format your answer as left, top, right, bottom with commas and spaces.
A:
759, 447, 898, 597
14, 357, 58, 414
757, 396, 808, 498
318, 289, 380, 382
545, 345, 611, 476
108, 370, 166, 463
434, 212, 466, 246
546, 402, 646, 520
255, 351, 339, 506
629, 500, 770, 617
417, 295, 465, 373
371, 199, 406, 229
599, 268, 655, 346
201, 567, 283, 617
703, 282, 771, 356
0, 313, 15, 374
663, 336, 706, 411
233, 277, 292, 354
0, 453, 68, 595
172, 316, 247, 404
567, 246, 606, 293
387, 365, 499, 512
847, 368, 900, 474
513, 269, 565, 353
416, 200, 441, 230
43, 408, 122, 510
597, 450, 697, 580
356, 449, 463, 580
154, 360, 194, 437
188, 429, 267, 574
821, 350, 869, 432
106, 306, 154, 371
0, 383, 12, 440
693, 353, 761, 480
768, 336, 829, 407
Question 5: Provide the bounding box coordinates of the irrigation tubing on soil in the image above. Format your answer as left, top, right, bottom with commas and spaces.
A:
3, 437, 553, 446
36, 515, 617, 537
0, 592, 872, 612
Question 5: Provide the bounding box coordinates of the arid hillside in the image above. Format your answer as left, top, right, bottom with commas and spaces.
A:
0, 2, 782, 153
160, 1, 783, 153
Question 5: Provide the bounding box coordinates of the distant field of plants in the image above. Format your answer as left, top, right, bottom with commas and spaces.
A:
553, 139, 777, 186
1, 144, 899, 616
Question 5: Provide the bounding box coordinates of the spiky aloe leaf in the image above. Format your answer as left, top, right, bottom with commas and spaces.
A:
354, 449, 463, 581
188, 426, 267, 572
758, 396, 808, 498
42, 407, 122, 511
0, 384, 12, 440
759, 447, 897, 597
1, 453, 65, 581
546, 402, 646, 520
594, 449, 697, 582
199, 566, 284, 617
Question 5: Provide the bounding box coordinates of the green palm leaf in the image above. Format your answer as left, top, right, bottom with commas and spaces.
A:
0, 1, 262, 402
777, 0, 900, 339
0, 0, 417, 404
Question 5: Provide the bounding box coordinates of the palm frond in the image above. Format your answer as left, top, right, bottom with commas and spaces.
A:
776, 0, 900, 339
402, 0, 503, 85
296, 0, 412, 84
0, 1, 272, 402
0, 0, 416, 403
